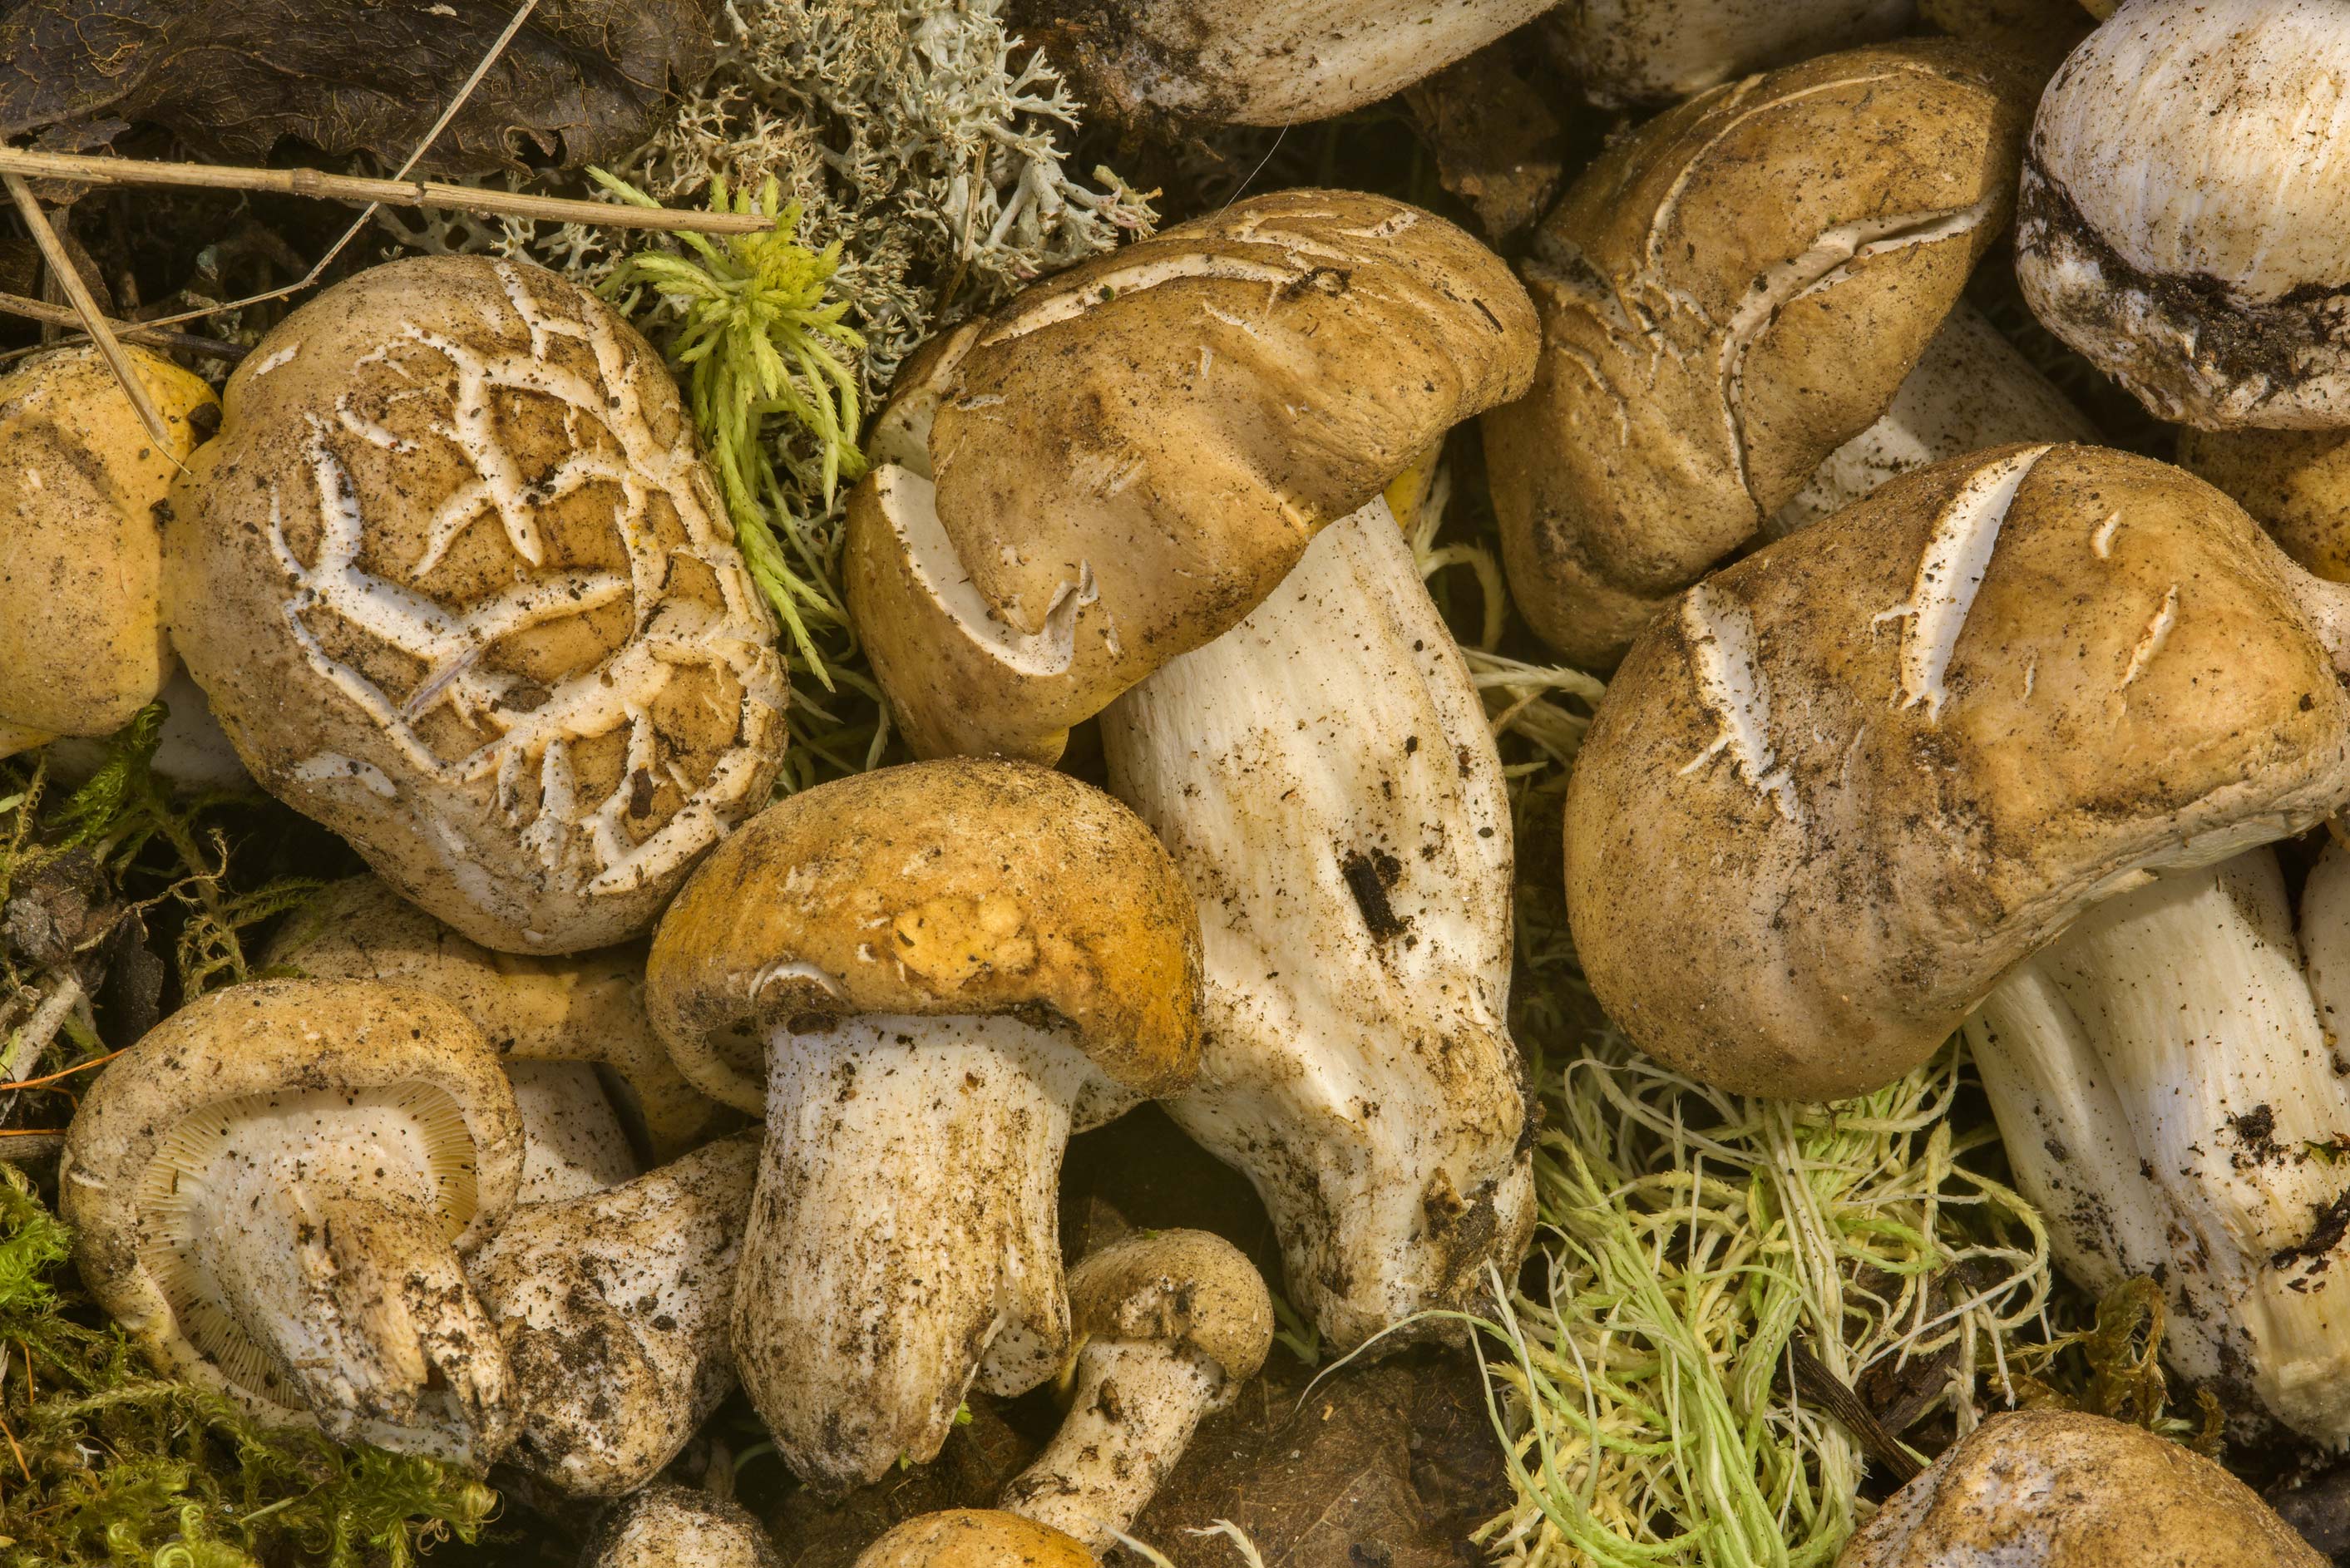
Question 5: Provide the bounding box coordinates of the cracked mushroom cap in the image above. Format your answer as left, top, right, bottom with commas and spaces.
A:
162, 255, 787, 954
846, 188, 1536, 762
583, 1484, 780, 1568
1066, 1228, 1273, 1388
0, 345, 218, 747
265, 875, 720, 1160
645, 757, 1202, 1111
1482, 40, 2028, 668
2018, 0, 2350, 431
58, 978, 525, 1442
855, 1511, 1094, 1568
1837, 1408, 2323, 1567
1567, 443, 2350, 1100
1546, 0, 1915, 108
1026, 0, 1558, 128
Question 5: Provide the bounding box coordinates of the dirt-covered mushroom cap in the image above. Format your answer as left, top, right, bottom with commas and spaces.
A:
1547, 0, 1914, 108
1483, 40, 2028, 667
471, 1133, 758, 1497
999, 1230, 1272, 1551
1567, 444, 2350, 1100
60, 978, 525, 1457
1023, 0, 1558, 128
646, 758, 1203, 1495
162, 255, 787, 954
846, 188, 1536, 762
1837, 1408, 2323, 1566
2180, 427, 2350, 584
267, 875, 720, 1161
584, 1484, 780, 1568
2018, 0, 2350, 431
0, 345, 218, 747
855, 1511, 1094, 1568
648, 757, 1202, 1112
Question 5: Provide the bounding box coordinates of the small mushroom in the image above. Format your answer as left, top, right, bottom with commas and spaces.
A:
1482, 41, 2030, 666
0, 345, 219, 756
846, 190, 1536, 762
1024, 0, 1558, 128
468, 1133, 759, 1497
855, 1511, 1094, 1568
1837, 1408, 2323, 1567
998, 1230, 1272, 1552
1546, 0, 1914, 108
163, 256, 789, 953
59, 978, 523, 1458
2017, 0, 2350, 429
1566, 443, 2350, 1101
645, 759, 1202, 1494
1101, 498, 1534, 1348
264, 875, 722, 1162
583, 1484, 780, 1568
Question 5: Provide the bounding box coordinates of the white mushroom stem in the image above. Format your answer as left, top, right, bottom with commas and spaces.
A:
1100, 500, 1533, 1349
1000, 1341, 1222, 1552
506, 1058, 639, 1204
1963, 846, 2350, 1441
157, 1092, 513, 1448
734, 1013, 1130, 1493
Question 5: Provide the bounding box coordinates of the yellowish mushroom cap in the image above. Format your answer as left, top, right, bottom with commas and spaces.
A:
855, 1511, 1096, 1568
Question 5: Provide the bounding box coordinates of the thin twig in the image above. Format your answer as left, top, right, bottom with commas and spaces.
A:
0, 149, 773, 236
0, 1048, 121, 1092
0, 289, 244, 360
2, 174, 173, 450
0, 975, 81, 1088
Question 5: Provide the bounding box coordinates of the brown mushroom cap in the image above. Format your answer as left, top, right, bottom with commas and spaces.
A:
2179, 426, 2350, 583
1567, 443, 2350, 1099
646, 758, 1202, 1111
847, 188, 1537, 762
59, 978, 524, 1418
1483, 40, 2028, 668
163, 255, 787, 954
265, 875, 718, 1159
0, 345, 218, 739
854, 1511, 1095, 1568
1067, 1229, 1273, 1387
1837, 1408, 2323, 1566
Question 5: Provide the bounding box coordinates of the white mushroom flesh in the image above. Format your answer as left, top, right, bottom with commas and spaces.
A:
139, 1082, 511, 1450
506, 1058, 639, 1204
1000, 1340, 1222, 1553
1101, 498, 1533, 1348
735, 1013, 1134, 1491
1765, 303, 2097, 537
1963, 845, 2350, 1441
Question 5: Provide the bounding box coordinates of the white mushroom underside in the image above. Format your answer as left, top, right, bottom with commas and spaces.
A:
1963, 846, 2350, 1441
732, 1013, 1131, 1492
999, 1340, 1222, 1553
1101, 499, 1531, 1348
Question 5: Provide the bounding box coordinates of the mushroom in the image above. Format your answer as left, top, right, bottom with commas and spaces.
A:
1481, 40, 2031, 666
501, 1059, 640, 1204
998, 1229, 1272, 1552
0, 345, 219, 757
583, 1484, 779, 1568
162, 255, 788, 953
1837, 1408, 2323, 1567
644, 758, 1203, 1494
264, 874, 723, 1164
1545, 0, 1914, 108
2017, 0, 2350, 430
2179, 427, 2350, 583
855, 1511, 1094, 1568
1962, 844, 2350, 1440
468, 1133, 760, 1497
1100, 496, 1535, 1348
1023, 0, 1559, 128
1763, 303, 2097, 538
845, 189, 1537, 763
59, 977, 523, 1458
1565, 443, 2350, 1102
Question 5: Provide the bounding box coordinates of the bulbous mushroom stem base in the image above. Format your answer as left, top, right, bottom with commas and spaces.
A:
999, 1341, 1221, 1552
734, 1014, 1117, 1495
